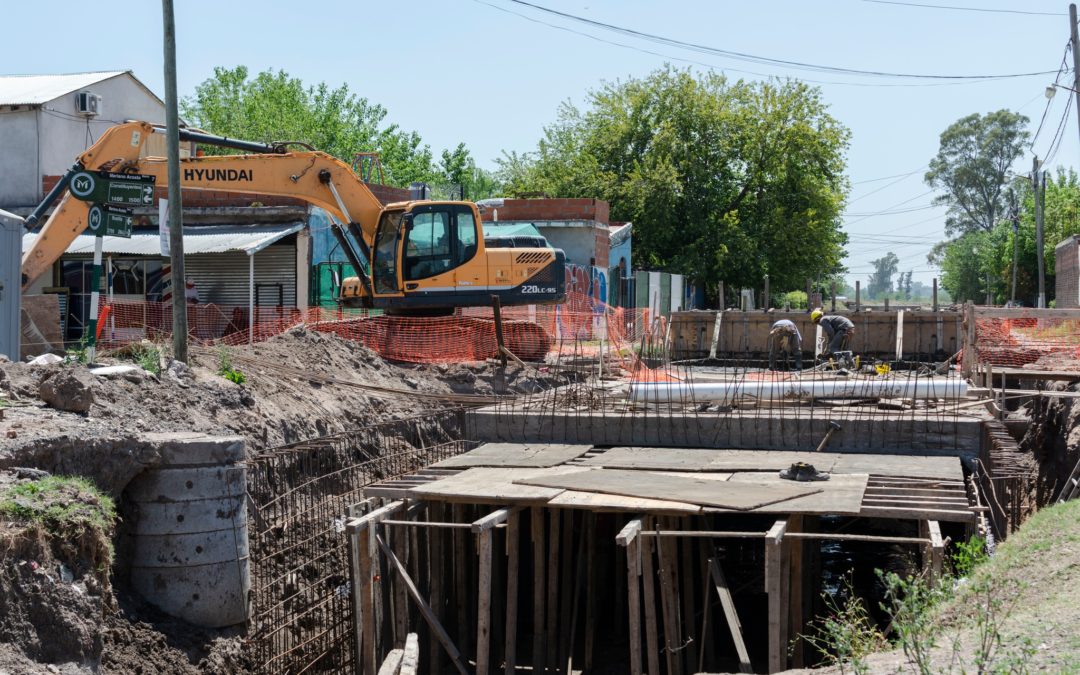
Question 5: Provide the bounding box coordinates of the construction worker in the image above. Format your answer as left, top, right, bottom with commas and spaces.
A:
810, 308, 854, 357
768, 319, 803, 371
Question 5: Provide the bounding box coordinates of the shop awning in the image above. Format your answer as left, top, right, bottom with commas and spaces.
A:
22, 222, 305, 257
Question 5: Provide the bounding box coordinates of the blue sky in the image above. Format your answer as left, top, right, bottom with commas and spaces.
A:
4, 0, 1074, 288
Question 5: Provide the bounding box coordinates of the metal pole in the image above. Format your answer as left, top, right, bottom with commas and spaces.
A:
249, 253, 255, 345
932, 278, 938, 312
855, 280, 861, 312
87, 235, 103, 363
1071, 4, 1080, 158
763, 274, 769, 312
0, 211, 24, 360
1034, 156, 1046, 308
1010, 218, 1020, 305
163, 0, 188, 362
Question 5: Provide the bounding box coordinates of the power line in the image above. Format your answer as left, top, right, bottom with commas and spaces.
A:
848, 169, 923, 203
851, 168, 926, 184
497, 0, 1060, 80
861, 0, 1064, 17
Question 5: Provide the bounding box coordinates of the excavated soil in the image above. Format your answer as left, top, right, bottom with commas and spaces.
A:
0, 328, 561, 674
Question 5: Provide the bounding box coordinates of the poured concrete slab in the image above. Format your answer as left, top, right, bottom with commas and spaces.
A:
431, 443, 592, 469
515, 468, 821, 511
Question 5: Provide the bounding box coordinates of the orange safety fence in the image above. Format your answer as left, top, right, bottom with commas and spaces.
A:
973, 315, 1080, 370
96, 292, 668, 368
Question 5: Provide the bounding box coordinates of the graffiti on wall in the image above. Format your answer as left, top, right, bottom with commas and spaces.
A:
565, 263, 607, 303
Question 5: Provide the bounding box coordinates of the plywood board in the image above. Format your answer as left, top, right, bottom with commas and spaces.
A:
546, 491, 703, 514
410, 466, 588, 504
583, 447, 845, 473
723, 473, 869, 515
832, 455, 963, 482
514, 469, 821, 511
431, 443, 593, 469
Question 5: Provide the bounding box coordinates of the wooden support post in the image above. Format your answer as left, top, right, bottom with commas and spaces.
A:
708, 310, 723, 360
349, 501, 404, 675
679, 534, 698, 671
584, 512, 598, 672
765, 518, 789, 674
377, 649, 404, 675
787, 515, 805, 668
963, 303, 976, 379
763, 275, 770, 311
546, 509, 562, 671
656, 519, 683, 675
375, 534, 469, 675
640, 518, 661, 675
400, 633, 419, 675
493, 294, 508, 367
532, 507, 547, 675
347, 502, 369, 675
558, 510, 575, 672
477, 527, 495, 675
452, 504, 469, 659
855, 280, 861, 312
428, 502, 445, 675
707, 557, 753, 673
391, 520, 409, 646
505, 509, 521, 675
921, 520, 944, 582
617, 518, 644, 675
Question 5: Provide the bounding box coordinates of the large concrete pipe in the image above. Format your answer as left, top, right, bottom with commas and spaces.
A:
629, 377, 968, 403
126, 433, 249, 628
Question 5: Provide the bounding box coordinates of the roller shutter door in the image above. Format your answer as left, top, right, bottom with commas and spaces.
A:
185, 240, 297, 308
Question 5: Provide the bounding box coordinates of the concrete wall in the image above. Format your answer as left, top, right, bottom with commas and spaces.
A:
535, 223, 609, 268
669, 310, 963, 360
1056, 236, 1079, 308
0, 108, 39, 207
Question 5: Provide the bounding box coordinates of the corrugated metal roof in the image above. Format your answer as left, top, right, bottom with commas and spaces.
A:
0, 71, 130, 106
22, 223, 304, 257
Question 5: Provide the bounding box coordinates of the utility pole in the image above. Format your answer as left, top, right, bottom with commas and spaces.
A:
1071, 4, 1080, 151
1034, 156, 1046, 308
163, 0, 188, 362
1010, 215, 1020, 305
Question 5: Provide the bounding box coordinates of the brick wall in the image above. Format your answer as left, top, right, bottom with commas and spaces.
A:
42, 176, 410, 209
1056, 236, 1080, 308
482, 198, 610, 225
593, 229, 610, 269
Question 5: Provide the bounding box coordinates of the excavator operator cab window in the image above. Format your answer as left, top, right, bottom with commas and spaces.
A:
403, 205, 480, 280
373, 210, 405, 294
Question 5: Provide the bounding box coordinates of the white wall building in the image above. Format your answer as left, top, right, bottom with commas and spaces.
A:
0, 70, 167, 210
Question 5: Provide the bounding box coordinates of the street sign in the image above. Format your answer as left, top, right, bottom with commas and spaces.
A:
87, 204, 134, 238
69, 171, 156, 206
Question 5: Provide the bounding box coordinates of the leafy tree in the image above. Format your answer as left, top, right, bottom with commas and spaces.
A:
182, 66, 451, 186
925, 110, 1029, 237
497, 66, 850, 301
866, 252, 899, 299
901, 270, 913, 300
437, 144, 502, 200
930, 168, 1080, 304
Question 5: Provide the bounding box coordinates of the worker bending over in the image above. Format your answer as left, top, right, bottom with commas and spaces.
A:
768, 319, 803, 371
811, 309, 854, 357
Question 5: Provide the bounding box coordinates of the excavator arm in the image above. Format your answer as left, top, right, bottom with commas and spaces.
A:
21, 121, 386, 291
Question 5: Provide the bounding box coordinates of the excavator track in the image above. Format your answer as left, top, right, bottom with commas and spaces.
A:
312, 314, 553, 364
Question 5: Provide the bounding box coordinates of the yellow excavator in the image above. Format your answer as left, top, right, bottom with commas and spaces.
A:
20, 121, 566, 315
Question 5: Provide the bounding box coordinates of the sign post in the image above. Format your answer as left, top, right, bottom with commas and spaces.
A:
72, 174, 145, 363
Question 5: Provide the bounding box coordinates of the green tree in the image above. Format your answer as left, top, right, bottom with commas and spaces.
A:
866, 252, 899, 299
925, 110, 1030, 237
497, 66, 850, 301
181, 66, 447, 186
436, 143, 503, 200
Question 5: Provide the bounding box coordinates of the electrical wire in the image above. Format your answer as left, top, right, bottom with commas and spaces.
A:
1029, 47, 1071, 151
496, 0, 1061, 80
1042, 93, 1074, 166
861, 0, 1064, 17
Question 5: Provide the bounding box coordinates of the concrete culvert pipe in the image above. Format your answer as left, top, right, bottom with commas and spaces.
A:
628, 377, 968, 403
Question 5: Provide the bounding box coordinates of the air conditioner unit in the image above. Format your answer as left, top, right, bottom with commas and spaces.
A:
74, 91, 101, 117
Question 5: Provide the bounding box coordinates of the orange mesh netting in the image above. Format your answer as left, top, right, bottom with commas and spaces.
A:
974, 316, 1080, 370
97, 292, 658, 368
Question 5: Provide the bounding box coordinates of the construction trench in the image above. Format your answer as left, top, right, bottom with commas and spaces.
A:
0, 305, 1069, 674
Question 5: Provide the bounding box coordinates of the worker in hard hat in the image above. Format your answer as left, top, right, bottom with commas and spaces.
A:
768, 318, 803, 371
810, 309, 854, 357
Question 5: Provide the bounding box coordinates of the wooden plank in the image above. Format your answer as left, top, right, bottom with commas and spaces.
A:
377, 649, 404, 675
400, 634, 419, 675
623, 523, 644, 675
545, 509, 561, 671
585, 512, 598, 672
765, 519, 788, 674
473, 507, 512, 533
679, 534, 698, 672
641, 518, 662, 675
360, 524, 378, 675
656, 519, 682, 675
989, 366, 1080, 380
532, 507, 547, 675
412, 467, 587, 504
346, 502, 368, 675
583, 447, 843, 473
832, 455, 963, 482
547, 489, 703, 514
708, 557, 753, 673
432, 443, 594, 469
477, 528, 494, 675
515, 469, 822, 511
375, 534, 469, 675
723, 473, 868, 516
428, 502, 445, 675
928, 520, 944, 581
788, 515, 804, 668
504, 510, 520, 675
860, 505, 975, 522
347, 500, 405, 534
